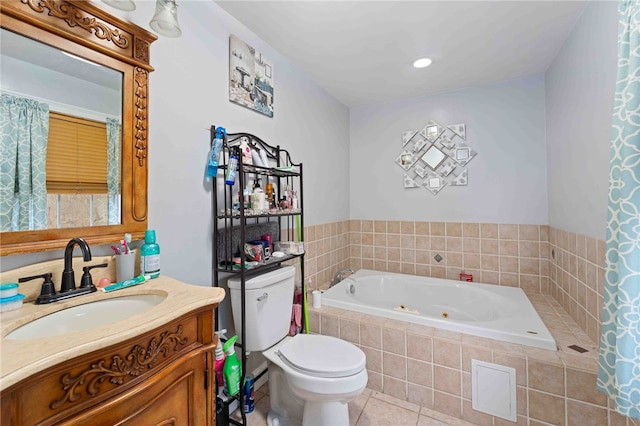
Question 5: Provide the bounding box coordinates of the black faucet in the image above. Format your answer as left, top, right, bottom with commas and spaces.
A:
60, 237, 92, 293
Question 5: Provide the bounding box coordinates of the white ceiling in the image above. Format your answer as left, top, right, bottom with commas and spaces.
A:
216, 1, 588, 108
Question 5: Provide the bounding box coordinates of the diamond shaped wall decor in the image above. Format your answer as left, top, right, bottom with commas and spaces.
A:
396, 122, 476, 195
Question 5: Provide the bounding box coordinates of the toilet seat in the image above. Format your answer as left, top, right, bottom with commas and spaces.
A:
276, 334, 366, 378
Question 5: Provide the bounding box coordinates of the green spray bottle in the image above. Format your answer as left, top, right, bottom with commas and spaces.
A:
222, 335, 242, 396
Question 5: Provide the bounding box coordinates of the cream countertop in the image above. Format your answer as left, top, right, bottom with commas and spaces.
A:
0, 275, 225, 392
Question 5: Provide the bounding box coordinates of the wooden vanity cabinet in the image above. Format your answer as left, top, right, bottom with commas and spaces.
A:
1, 306, 217, 426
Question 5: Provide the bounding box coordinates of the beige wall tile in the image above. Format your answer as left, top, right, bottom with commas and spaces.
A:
519, 224, 540, 241
361, 323, 382, 349
340, 318, 360, 344
387, 220, 400, 234
528, 389, 566, 425
401, 221, 415, 234
528, 360, 565, 395
431, 222, 446, 236
446, 237, 462, 252
408, 383, 434, 408
383, 327, 407, 355
374, 220, 387, 233
431, 236, 446, 251
480, 223, 498, 239
407, 333, 433, 362
499, 224, 518, 240
383, 375, 408, 400
408, 359, 432, 387
415, 235, 429, 250
481, 255, 499, 271
321, 314, 340, 337
461, 345, 492, 372
463, 254, 481, 270
362, 346, 382, 373
383, 352, 407, 380
462, 399, 494, 426
500, 240, 519, 256
463, 237, 480, 254
446, 222, 462, 237
462, 223, 480, 238
415, 221, 430, 235
566, 368, 607, 406
481, 239, 499, 255
567, 400, 607, 426
367, 371, 383, 392
433, 339, 461, 369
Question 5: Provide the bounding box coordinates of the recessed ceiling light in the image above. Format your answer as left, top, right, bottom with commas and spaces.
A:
413, 58, 432, 69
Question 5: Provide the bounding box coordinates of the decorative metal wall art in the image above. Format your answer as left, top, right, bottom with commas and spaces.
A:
229, 35, 274, 117
397, 121, 476, 195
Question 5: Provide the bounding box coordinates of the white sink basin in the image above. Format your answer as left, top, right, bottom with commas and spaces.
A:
4, 294, 166, 340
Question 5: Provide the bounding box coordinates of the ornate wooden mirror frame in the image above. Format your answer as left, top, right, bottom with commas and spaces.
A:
0, 0, 156, 256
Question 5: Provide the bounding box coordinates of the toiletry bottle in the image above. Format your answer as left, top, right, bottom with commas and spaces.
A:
223, 335, 242, 396
243, 372, 255, 413
243, 186, 252, 209
239, 139, 252, 165
206, 126, 226, 178
225, 147, 239, 185
214, 330, 227, 392
252, 178, 265, 211
140, 229, 160, 279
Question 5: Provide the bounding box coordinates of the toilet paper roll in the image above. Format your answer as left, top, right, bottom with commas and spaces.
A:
312, 290, 321, 309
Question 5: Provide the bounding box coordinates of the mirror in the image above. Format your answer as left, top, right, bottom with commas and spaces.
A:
2, 28, 123, 230
0, 0, 157, 255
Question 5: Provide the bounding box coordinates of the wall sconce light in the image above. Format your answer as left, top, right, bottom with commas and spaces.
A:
101, 0, 136, 12
149, 0, 182, 38
102, 0, 182, 38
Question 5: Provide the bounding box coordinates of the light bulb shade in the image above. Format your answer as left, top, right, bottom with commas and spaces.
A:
102, 0, 136, 11
149, 0, 182, 37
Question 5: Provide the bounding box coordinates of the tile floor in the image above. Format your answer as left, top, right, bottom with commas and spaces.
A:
231, 385, 477, 426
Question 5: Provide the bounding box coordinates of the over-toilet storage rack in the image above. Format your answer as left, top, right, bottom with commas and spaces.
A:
210, 125, 305, 426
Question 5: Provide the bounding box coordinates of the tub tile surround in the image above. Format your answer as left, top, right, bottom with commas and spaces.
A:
308, 300, 635, 426
296, 220, 639, 425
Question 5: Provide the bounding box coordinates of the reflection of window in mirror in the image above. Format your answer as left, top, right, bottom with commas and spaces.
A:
46, 112, 121, 229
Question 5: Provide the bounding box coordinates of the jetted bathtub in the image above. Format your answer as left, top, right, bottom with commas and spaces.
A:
322, 269, 556, 351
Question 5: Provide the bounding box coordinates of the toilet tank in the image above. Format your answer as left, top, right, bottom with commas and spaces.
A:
227, 266, 296, 351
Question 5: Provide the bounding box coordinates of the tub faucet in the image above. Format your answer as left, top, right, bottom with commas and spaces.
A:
61, 237, 92, 293
330, 268, 354, 287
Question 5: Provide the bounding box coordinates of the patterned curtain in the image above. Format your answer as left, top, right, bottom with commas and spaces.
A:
597, 0, 640, 420
0, 94, 49, 231
106, 118, 121, 225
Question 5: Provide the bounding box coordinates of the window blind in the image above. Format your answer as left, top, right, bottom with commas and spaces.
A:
46, 112, 108, 194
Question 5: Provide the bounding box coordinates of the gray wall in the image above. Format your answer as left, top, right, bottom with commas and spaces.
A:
545, 1, 618, 240
1, 1, 351, 286
349, 75, 548, 224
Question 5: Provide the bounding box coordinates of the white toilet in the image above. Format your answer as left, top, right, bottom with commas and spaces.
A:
228, 266, 368, 426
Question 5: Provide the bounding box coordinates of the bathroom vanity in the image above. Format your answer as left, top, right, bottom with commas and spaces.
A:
0, 275, 225, 425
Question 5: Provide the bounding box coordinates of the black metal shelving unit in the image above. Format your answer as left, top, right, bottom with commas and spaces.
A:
211, 126, 305, 426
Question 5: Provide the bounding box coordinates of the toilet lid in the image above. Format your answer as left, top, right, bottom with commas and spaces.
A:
277, 334, 366, 378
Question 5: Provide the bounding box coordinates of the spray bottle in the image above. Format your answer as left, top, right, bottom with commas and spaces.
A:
222, 335, 242, 396
213, 329, 227, 393
206, 126, 226, 179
